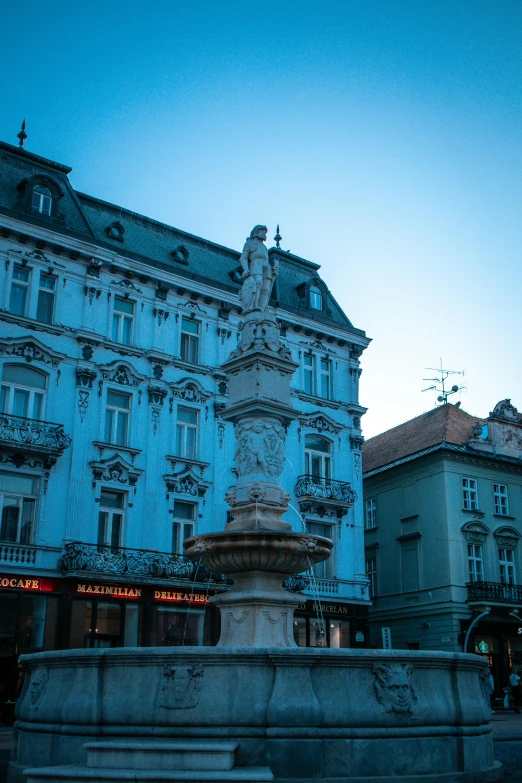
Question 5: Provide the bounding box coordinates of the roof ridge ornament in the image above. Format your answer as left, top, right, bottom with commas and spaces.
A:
17, 119, 27, 148
274, 224, 282, 249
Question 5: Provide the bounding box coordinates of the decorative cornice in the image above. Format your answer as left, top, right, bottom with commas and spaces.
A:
0, 337, 65, 367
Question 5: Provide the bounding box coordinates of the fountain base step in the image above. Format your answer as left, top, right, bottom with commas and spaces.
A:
23, 740, 274, 783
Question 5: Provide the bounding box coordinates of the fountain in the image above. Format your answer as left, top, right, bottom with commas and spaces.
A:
9, 226, 501, 782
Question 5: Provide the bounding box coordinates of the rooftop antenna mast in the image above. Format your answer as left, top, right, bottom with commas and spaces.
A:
422, 359, 465, 405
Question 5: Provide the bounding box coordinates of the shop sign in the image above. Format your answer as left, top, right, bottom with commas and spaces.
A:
355, 631, 364, 642
518, 628, 522, 635
76, 583, 141, 598
295, 601, 352, 616
382, 627, 392, 650
153, 591, 210, 603
0, 575, 56, 592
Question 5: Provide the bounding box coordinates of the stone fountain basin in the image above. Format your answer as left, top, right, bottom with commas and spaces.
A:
183, 530, 332, 574
9, 648, 501, 783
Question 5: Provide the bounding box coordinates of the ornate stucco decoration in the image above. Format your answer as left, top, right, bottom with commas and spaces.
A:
112, 278, 142, 294
148, 386, 167, 406
493, 526, 520, 548
86, 257, 103, 277
234, 418, 285, 481
84, 286, 101, 305
90, 454, 143, 489
489, 399, 519, 422
163, 466, 211, 498
179, 299, 207, 314
170, 379, 211, 405
350, 434, 365, 451
76, 367, 97, 389
101, 361, 142, 388
461, 521, 490, 544
0, 337, 64, 367
372, 663, 417, 715
298, 412, 343, 436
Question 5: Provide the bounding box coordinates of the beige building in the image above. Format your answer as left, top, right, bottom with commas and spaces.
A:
363, 399, 522, 689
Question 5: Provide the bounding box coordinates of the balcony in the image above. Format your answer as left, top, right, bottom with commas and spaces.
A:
294, 474, 357, 517
58, 542, 228, 587
467, 580, 522, 606
0, 413, 71, 466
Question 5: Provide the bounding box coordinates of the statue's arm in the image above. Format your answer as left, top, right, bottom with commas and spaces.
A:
239, 240, 253, 276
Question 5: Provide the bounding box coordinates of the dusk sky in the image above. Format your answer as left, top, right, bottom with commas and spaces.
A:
1, 1, 520, 438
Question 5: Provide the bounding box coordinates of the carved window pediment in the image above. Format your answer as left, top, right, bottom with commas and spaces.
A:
170, 379, 211, 405
298, 412, 343, 436
90, 454, 143, 487
461, 521, 490, 544
100, 361, 143, 387
164, 466, 211, 498
493, 526, 520, 548
0, 338, 64, 368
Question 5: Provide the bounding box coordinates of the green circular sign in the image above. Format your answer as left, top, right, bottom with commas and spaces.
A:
478, 640, 489, 653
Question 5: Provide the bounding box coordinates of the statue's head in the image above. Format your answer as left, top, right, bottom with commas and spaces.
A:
249, 225, 268, 241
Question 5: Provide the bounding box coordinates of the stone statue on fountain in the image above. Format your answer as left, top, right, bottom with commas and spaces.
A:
239, 225, 279, 313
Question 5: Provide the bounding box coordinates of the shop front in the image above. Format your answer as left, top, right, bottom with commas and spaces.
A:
293, 599, 369, 648
461, 613, 522, 700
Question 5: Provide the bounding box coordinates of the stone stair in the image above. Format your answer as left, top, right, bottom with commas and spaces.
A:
23, 740, 274, 783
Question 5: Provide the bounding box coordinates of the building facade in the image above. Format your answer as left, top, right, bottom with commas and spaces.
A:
363, 400, 522, 693
0, 139, 370, 706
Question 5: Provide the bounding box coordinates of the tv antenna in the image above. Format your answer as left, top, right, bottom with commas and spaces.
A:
422, 360, 465, 405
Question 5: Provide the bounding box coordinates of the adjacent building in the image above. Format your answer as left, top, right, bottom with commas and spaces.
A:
363, 400, 522, 689
0, 138, 370, 703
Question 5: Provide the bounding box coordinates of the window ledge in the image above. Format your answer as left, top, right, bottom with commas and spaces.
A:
294, 391, 340, 410
172, 358, 215, 376
400, 514, 419, 522
364, 526, 379, 533
461, 508, 484, 516
493, 514, 516, 520
93, 441, 142, 460
102, 339, 144, 358
166, 455, 211, 473
0, 310, 64, 335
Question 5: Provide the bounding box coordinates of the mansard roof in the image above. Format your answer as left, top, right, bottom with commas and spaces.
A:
363, 404, 484, 475
0, 140, 363, 336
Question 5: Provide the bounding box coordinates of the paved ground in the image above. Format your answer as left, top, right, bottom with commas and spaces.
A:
0, 717, 520, 781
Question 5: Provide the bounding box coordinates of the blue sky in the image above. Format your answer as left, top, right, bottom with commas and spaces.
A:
1, 1, 521, 437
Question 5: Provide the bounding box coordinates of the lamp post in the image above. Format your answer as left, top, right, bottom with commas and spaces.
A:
464, 607, 491, 653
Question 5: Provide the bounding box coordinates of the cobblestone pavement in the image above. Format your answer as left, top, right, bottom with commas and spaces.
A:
0, 718, 520, 781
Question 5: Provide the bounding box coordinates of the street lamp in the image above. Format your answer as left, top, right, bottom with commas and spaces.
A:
464, 607, 491, 653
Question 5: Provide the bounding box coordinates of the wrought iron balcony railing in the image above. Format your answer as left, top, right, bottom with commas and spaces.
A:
294, 475, 357, 506
58, 542, 228, 585
0, 413, 71, 454
466, 580, 522, 605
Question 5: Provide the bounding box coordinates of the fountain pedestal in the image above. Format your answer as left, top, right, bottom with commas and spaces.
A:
185, 310, 332, 647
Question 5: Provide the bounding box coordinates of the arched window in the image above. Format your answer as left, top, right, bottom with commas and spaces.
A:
305, 434, 331, 478
309, 285, 323, 311
31, 185, 52, 216
0, 365, 47, 420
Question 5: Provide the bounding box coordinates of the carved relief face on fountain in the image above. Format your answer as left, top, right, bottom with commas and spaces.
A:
372, 663, 417, 714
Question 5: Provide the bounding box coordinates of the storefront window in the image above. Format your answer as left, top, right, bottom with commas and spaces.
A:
18, 595, 47, 650
0, 596, 17, 653
69, 600, 122, 648
293, 617, 307, 647
153, 606, 205, 646
309, 617, 327, 648
329, 620, 350, 648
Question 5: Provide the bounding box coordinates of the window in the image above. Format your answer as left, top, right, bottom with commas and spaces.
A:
309, 285, 323, 311
97, 489, 125, 550
112, 298, 134, 345
1, 365, 46, 420
305, 434, 331, 479
307, 521, 333, 578
176, 407, 198, 459
365, 498, 377, 529
104, 390, 130, 446
180, 317, 200, 364
0, 473, 38, 545
462, 478, 479, 510
366, 555, 377, 598
302, 354, 332, 399
468, 543, 484, 582
31, 185, 52, 216
499, 548, 515, 585
36, 273, 56, 324
9, 266, 30, 316
172, 500, 196, 553
494, 484, 509, 516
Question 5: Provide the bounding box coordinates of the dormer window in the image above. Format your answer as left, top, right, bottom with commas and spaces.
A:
171, 246, 189, 265
310, 285, 323, 311
106, 222, 125, 242
31, 185, 52, 216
